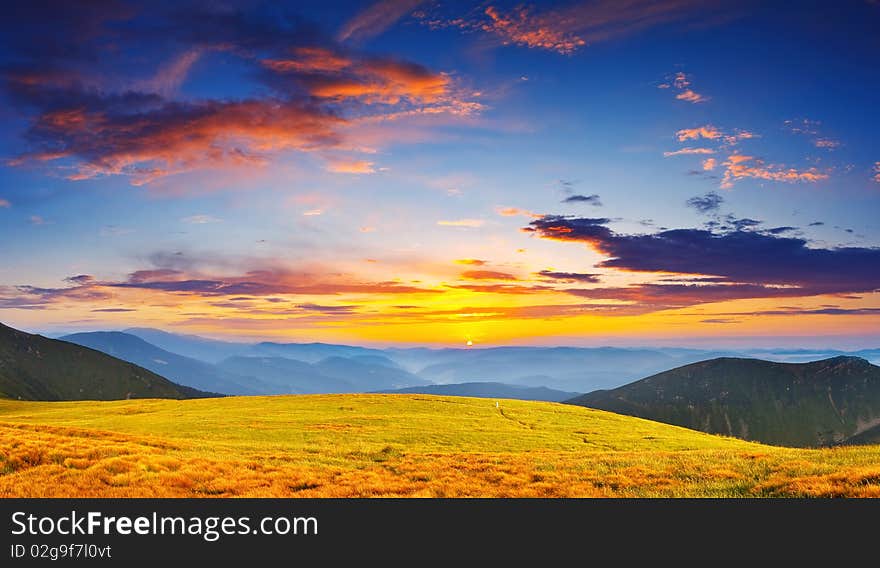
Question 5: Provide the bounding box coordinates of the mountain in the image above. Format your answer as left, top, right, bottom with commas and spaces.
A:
0, 322, 210, 400
568, 356, 880, 447
312, 356, 431, 390
390, 346, 685, 392
123, 327, 251, 364
217, 356, 355, 394
61, 331, 261, 395
377, 382, 580, 402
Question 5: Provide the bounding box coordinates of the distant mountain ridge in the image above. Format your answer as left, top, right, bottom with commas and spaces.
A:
568, 356, 880, 447
0, 323, 211, 401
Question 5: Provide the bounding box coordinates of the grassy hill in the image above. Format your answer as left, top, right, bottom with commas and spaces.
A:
568, 356, 880, 447
0, 323, 211, 401
377, 382, 580, 402
2, 394, 880, 497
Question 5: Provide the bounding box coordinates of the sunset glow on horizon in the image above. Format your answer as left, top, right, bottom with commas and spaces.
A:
0, 1, 878, 348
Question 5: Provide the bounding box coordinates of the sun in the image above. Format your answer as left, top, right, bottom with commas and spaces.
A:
466, 339, 473, 347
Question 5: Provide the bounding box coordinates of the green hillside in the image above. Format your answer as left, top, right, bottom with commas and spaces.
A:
568, 356, 880, 447
0, 322, 212, 400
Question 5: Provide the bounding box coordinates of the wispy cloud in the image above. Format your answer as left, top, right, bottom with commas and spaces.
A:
0, 198, 10, 208
337, 0, 424, 43
437, 219, 484, 227
419, 1, 724, 55
873, 162, 880, 183
182, 215, 222, 224
455, 258, 487, 266
28, 215, 49, 225
325, 158, 377, 174
460, 270, 519, 281
663, 147, 715, 157
496, 206, 540, 218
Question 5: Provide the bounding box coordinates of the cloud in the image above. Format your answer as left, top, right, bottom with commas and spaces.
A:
814, 138, 840, 149
720, 154, 829, 188
325, 158, 376, 174
302, 209, 324, 216
676, 125, 722, 141
133, 48, 203, 98
676, 90, 709, 103
337, 0, 424, 43
3, 4, 479, 186
460, 270, 519, 281
437, 219, 484, 228
28, 215, 49, 225
716, 307, 880, 317
783, 119, 821, 136
91, 308, 137, 313
455, 259, 488, 266
874, 162, 880, 183
663, 72, 709, 103
536, 270, 601, 283
702, 158, 717, 171
496, 206, 540, 218
561, 194, 602, 206
0, 198, 10, 208
182, 215, 222, 224
419, 1, 723, 55
663, 147, 715, 157
445, 283, 553, 294
685, 192, 724, 214
524, 215, 880, 310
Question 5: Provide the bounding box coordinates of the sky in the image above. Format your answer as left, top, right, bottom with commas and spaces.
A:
0, 0, 878, 348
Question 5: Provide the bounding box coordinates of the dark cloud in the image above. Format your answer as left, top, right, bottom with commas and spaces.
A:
91, 307, 137, 312
766, 226, 798, 235
562, 194, 602, 206
525, 215, 880, 310
536, 270, 601, 283
685, 191, 723, 214
809, 221, 825, 227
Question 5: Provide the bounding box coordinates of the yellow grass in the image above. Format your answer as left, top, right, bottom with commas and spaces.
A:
1, 394, 879, 497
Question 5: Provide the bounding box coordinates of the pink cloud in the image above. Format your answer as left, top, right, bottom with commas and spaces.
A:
663, 147, 715, 157
720, 154, 829, 189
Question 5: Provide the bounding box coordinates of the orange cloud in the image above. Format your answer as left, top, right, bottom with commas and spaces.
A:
301, 58, 450, 104
481, 6, 586, 54
720, 154, 829, 189
325, 158, 377, 174
874, 162, 880, 183
663, 147, 715, 157
421, 1, 719, 55
460, 270, 519, 281
262, 47, 353, 74
337, 0, 424, 43
496, 206, 541, 218
676, 125, 722, 141
676, 89, 708, 103
703, 158, 717, 171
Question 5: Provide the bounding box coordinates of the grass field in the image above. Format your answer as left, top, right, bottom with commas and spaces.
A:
2, 394, 880, 497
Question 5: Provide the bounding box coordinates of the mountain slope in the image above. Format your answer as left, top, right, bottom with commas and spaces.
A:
568, 356, 880, 447
61, 331, 261, 395
0, 323, 210, 400
377, 382, 580, 402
